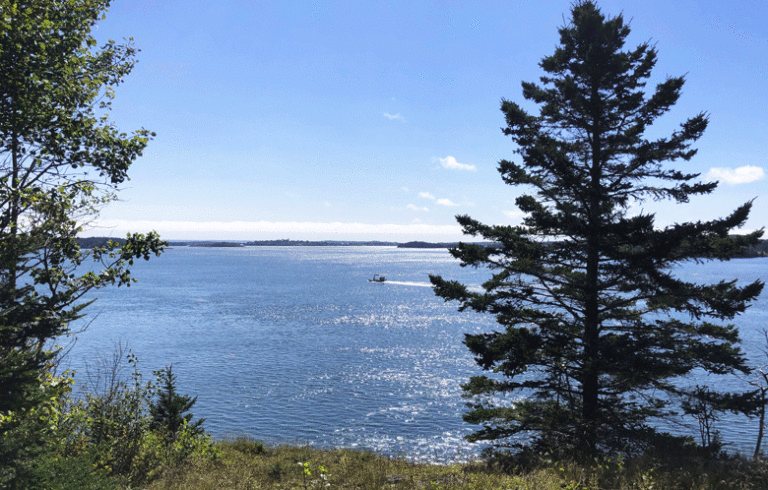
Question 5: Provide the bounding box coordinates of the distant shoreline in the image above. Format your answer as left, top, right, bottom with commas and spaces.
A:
177, 240, 467, 249
173, 240, 461, 249
76, 237, 768, 257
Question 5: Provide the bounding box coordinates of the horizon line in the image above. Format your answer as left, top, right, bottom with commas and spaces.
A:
80, 219, 468, 241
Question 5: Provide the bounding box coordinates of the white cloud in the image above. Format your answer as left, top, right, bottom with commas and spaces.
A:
86, 219, 463, 239
419, 192, 459, 206
503, 210, 526, 220
706, 165, 765, 184
439, 156, 476, 171
436, 198, 459, 207
407, 204, 429, 211
503, 209, 528, 225
383, 112, 404, 121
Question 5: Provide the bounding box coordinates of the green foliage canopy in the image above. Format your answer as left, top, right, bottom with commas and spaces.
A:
0, 0, 165, 423
430, 1, 764, 457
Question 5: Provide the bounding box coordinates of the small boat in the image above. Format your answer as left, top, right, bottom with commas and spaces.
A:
368, 274, 386, 283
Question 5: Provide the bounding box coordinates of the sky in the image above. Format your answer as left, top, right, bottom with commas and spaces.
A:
84, 0, 768, 242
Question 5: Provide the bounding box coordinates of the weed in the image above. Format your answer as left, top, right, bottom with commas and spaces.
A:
267, 461, 285, 481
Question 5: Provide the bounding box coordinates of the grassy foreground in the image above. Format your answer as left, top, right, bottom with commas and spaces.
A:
142, 439, 768, 490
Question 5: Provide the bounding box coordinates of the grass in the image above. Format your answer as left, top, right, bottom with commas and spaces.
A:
139, 438, 768, 490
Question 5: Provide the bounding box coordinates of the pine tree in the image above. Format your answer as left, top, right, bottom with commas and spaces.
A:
150, 366, 205, 443
430, 1, 764, 457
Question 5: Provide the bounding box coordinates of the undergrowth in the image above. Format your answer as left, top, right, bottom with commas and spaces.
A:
142, 438, 768, 490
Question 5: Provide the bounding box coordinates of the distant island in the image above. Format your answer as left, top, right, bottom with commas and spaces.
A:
177, 240, 470, 249
76, 236, 129, 248
397, 241, 461, 249
189, 241, 248, 248
75, 237, 768, 257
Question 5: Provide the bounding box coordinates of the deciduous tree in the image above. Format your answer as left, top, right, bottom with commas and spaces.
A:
0, 0, 164, 425
430, 0, 763, 457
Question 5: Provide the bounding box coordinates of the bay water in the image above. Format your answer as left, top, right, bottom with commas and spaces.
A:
65, 246, 767, 461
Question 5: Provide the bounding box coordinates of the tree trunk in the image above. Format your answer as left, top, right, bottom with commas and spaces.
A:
755, 383, 767, 460
580, 83, 603, 458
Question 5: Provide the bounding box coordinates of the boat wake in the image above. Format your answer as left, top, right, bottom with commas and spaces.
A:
385, 280, 433, 288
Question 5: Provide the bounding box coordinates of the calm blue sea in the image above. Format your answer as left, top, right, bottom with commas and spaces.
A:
65, 246, 767, 461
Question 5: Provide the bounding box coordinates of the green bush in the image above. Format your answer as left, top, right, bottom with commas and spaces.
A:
16, 450, 119, 490
3, 349, 219, 487
228, 437, 266, 456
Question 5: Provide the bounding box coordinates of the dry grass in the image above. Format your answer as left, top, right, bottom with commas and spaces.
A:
140, 438, 768, 490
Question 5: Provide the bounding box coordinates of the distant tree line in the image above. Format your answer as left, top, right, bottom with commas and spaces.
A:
249, 239, 398, 247
76, 237, 768, 255
398, 241, 461, 249
75, 236, 130, 249
737, 239, 768, 257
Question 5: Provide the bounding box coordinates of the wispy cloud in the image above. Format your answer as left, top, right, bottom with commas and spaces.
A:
407, 204, 429, 211
438, 156, 476, 171
436, 198, 459, 207
706, 165, 765, 184
419, 191, 459, 207
383, 112, 404, 121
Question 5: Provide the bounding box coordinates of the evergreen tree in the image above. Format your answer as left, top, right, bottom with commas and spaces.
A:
150, 365, 205, 443
430, 1, 763, 456
0, 0, 165, 423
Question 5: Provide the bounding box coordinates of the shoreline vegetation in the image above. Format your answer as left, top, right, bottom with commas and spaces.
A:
8, 339, 768, 489
119, 438, 768, 489
77, 237, 768, 257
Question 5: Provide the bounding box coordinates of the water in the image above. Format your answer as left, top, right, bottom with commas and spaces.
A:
64, 246, 767, 461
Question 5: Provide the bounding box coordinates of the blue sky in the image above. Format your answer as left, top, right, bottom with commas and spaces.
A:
86, 0, 767, 241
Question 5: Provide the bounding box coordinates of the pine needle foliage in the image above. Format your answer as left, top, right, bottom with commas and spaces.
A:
150, 365, 205, 444
430, 0, 764, 457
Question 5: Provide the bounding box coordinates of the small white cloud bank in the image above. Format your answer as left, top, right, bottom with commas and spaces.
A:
436, 198, 459, 207
383, 112, 404, 121
407, 204, 429, 212
439, 156, 476, 171
706, 165, 765, 185
418, 191, 459, 207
